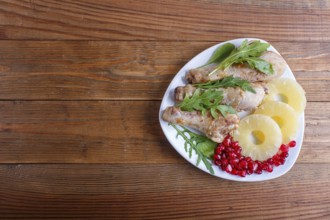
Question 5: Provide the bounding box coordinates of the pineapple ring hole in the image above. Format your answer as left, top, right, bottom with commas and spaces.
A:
250, 130, 265, 145
272, 116, 284, 128
275, 93, 288, 103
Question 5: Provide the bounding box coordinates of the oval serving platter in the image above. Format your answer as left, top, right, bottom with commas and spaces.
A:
159, 38, 305, 182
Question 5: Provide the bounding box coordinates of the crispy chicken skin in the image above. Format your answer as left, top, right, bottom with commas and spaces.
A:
186, 51, 286, 84
162, 106, 239, 143
175, 83, 266, 111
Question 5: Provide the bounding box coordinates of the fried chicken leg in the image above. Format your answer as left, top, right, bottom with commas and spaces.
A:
186, 51, 286, 84
162, 106, 239, 143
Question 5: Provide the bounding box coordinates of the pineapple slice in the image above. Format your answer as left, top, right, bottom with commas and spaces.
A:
254, 101, 298, 143
263, 78, 306, 114
233, 114, 282, 161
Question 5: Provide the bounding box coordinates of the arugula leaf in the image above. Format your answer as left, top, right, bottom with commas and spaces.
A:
245, 57, 274, 75
170, 124, 217, 174
196, 140, 216, 158
216, 105, 236, 118
176, 89, 236, 118
177, 89, 222, 115
210, 104, 236, 118
201, 43, 235, 67
209, 40, 273, 75
194, 76, 256, 93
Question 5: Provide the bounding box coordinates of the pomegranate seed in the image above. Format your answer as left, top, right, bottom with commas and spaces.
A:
215, 147, 222, 155
280, 144, 289, 153
289, 140, 296, 147
272, 154, 280, 161
247, 168, 253, 175
245, 157, 252, 162
265, 163, 273, 172
221, 158, 228, 166
239, 160, 248, 170
226, 146, 234, 152
221, 164, 226, 171
255, 161, 263, 174
280, 152, 289, 158
222, 137, 231, 147
225, 164, 232, 173
231, 169, 239, 175
273, 160, 281, 167
261, 162, 269, 171
214, 154, 221, 161
231, 141, 239, 148
234, 164, 241, 171
214, 160, 221, 166
247, 161, 254, 170
229, 158, 239, 166
228, 152, 237, 159
235, 148, 242, 155
267, 158, 273, 164
239, 170, 247, 177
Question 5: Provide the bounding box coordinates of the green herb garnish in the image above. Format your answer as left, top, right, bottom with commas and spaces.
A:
195, 76, 256, 93
170, 124, 217, 174
211, 105, 236, 119
201, 43, 235, 67
209, 40, 274, 75
176, 89, 236, 118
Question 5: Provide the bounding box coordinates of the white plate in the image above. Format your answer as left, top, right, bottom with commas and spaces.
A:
159, 38, 304, 182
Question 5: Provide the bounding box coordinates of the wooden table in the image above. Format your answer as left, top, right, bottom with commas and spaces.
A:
0, 0, 329, 219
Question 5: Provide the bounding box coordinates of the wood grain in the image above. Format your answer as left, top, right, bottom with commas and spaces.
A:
0, 100, 328, 164
0, 164, 329, 219
0, 0, 329, 219
1, 0, 330, 41
0, 100, 179, 164
0, 41, 329, 101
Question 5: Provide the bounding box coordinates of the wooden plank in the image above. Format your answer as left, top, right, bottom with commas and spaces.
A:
0, 100, 328, 164
1, 0, 330, 41
0, 163, 329, 219
0, 41, 329, 101
0, 100, 180, 164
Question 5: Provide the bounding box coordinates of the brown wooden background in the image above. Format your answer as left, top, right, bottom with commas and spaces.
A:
0, 0, 329, 219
